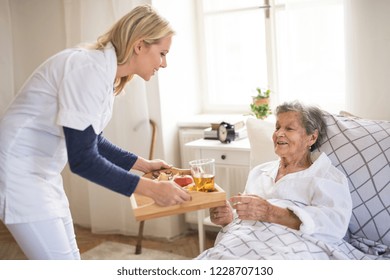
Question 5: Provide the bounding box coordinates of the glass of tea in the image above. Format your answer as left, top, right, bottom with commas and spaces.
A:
189, 158, 216, 192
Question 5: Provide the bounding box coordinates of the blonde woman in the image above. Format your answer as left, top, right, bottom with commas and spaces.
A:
0, 5, 190, 260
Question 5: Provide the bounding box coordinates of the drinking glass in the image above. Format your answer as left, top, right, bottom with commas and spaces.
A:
189, 158, 216, 192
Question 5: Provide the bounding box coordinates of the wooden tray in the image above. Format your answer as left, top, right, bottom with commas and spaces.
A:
130, 168, 226, 221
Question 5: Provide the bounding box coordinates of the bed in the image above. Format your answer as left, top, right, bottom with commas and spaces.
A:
197, 112, 390, 260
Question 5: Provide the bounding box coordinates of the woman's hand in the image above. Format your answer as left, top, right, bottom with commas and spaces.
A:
230, 194, 273, 221
230, 194, 301, 230
132, 157, 171, 174
209, 200, 233, 226
147, 159, 171, 172
153, 180, 191, 206
135, 177, 191, 207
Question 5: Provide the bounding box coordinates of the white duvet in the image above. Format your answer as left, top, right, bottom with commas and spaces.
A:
196, 218, 380, 260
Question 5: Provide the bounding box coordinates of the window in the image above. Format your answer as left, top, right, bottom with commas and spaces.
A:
197, 0, 345, 114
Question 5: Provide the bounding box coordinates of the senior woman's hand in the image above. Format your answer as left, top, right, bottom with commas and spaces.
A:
209, 200, 233, 227
230, 194, 302, 230
230, 195, 272, 221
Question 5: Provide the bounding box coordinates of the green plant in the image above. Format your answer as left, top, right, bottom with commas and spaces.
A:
250, 87, 271, 119
254, 87, 270, 99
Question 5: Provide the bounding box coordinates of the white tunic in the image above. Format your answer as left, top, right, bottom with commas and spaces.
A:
0, 43, 117, 224
244, 152, 352, 243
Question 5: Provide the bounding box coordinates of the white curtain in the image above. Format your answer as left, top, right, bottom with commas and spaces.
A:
344, 0, 390, 121
0, 0, 14, 115
0, 0, 182, 236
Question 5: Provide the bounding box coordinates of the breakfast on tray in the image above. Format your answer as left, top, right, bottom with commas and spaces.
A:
145, 167, 217, 192
132, 165, 225, 221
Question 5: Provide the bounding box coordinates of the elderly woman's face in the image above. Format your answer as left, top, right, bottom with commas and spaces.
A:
272, 111, 314, 159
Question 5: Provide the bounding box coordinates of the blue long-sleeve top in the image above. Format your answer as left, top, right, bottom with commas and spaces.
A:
63, 125, 140, 196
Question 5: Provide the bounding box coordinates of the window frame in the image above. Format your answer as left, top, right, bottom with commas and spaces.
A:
195, 0, 282, 114
195, 0, 345, 114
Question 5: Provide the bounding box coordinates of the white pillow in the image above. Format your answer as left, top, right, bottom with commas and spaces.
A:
317, 113, 390, 247
246, 117, 278, 169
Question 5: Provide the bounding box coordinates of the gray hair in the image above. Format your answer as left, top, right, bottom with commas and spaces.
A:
274, 101, 326, 151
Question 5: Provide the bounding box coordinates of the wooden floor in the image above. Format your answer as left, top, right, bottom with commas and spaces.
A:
0, 221, 218, 260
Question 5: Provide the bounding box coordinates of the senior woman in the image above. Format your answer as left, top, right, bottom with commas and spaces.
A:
197, 101, 353, 260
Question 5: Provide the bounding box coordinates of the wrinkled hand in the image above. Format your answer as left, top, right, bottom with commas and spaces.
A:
209, 200, 233, 226
153, 180, 191, 207
230, 194, 272, 222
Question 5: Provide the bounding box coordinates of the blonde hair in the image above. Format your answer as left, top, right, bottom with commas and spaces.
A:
92, 4, 175, 95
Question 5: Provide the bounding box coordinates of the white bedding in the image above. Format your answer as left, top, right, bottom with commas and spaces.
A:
196, 218, 389, 260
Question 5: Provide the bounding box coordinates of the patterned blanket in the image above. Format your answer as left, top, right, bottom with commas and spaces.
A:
196, 219, 390, 260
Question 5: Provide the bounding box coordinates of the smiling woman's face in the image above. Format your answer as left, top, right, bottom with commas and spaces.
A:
131, 35, 172, 81
116, 35, 172, 81
272, 111, 315, 160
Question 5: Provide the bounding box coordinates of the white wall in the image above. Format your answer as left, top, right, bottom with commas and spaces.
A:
150, 0, 202, 167
345, 0, 390, 120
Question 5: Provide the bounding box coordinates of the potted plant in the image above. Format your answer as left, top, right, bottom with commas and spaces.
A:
250, 87, 271, 119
